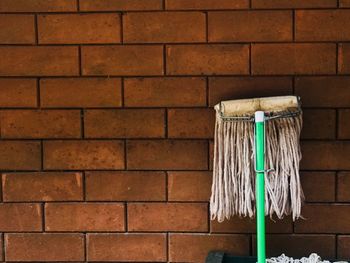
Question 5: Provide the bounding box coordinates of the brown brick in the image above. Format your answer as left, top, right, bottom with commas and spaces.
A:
338, 235, 350, 260
38, 14, 120, 44
85, 109, 165, 138
0, 46, 78, 76
253, 235, 336, 259
168, 171, 211, 201
0, 110, 81, 139
82, 45, 163, 76
166, 0, 249, 10
0, 0, 77, 12
40, 78, 122, 108
295, 204, 350, 233
295, 77, 350, 107
169, 234, 250, 262
252, 0, 336, 8
0, 15, 35, 44
86, 171, 166, 201
44, 140, 124, 170
338, 109, 350, 139
124, 77, 206, 107
128, 203, 208, 231
209, 77, 292, 106
340, 0, 350, 7
45, 203, 125, 231
209, 140, 214, 170
0, 141, 41, 170
301, 141, 350, 170
301, 109, 336, 139
0, 234, 2, 261
337, 172, 350, 202
167, 44, 249, 75
2, 172, 83, 202
339, 44, 350, 74
168, 109, 215, 138
80, 0, 162, 11
252, 44, 336, 75
124, 12, 205, 43
209, 11, 292, 42
301, 172, 335, 202
296, 10, 350, 41
211, 217, 293, 233
127, 140, 208, 170
0, 203, 42, 231
87, 233, 166, 261
0, 79, 37, 108
5, 233, 84, 261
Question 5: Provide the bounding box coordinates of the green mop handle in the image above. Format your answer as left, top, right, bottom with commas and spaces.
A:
255, 111, 266, 263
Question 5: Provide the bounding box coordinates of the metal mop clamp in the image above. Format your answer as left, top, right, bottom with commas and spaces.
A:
210, 96, 303, 263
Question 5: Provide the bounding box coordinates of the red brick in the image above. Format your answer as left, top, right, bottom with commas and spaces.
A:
0, 203, 42, 231
80, 0, 162, 11
87, 233, 166, 261
86, 171, 166, 201
2, 172, 83, 202
253, 235, 336, 259
296, 10, 350, 41
252, 0, 336, 8
337, 172, 350, 202
0, 141, 41, 170
209, 11, 292, 42
339, 44, 350, 74
0, 15, 35, 44
340, 0, 350, 7
338, 109, 350, 139
0, 46, 78, 76
124, 12, 205, 43
295, 77, 350, 107
252, 44, 336, 75
166, 0, 249, 10
38, 14, 120, 44
127, 140, 208, 170
45, 203, 124, 231
209, 77, 292, 106
40, 78, 121, 108
124, 77, 206, 107
212, 217, 292, 233
301, 172, 335, 202
0, 110, 81, 139
168, 171, 212, 201
169, 234, 250, 262
168, 109, 215, 138
167, 44, 249, 75
5, 233, 84, 261
301, 141, 350, 170
44, 140, 124, 170
295, 204, 350, 233
338, 235, 350, 260
0, 79, 37, 108
0, 0, 77, 12
0, 234, 2, 261
128, 203, 208, 231
85, 109, 165, 138
82, 45, 163, 76
301, 109, 336, 139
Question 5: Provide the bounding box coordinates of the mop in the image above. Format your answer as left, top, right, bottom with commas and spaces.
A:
209, 96, 346, 263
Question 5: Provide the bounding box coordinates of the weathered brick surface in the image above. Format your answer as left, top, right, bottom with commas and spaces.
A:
0, 1, 348, 261
2, 172, 83, 201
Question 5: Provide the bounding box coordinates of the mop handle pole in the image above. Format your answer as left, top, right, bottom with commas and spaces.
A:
255, 111, 266, 263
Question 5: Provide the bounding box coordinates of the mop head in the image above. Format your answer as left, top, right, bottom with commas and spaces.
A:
267, 253, 348, 263
210, 96, 303, 222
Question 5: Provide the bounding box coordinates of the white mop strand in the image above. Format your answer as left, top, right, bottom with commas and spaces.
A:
210, 111, 304, 222
266, 253, 348, 263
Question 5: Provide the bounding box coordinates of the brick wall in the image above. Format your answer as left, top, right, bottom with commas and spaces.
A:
0, 0, 349, 262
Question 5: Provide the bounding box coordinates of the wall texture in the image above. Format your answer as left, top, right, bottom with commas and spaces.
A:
0, 0, 349, 262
